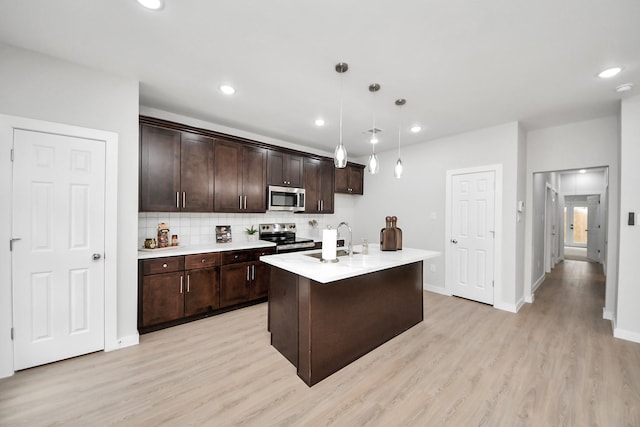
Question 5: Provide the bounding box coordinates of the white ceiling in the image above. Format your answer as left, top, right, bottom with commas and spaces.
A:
1, 0, 639, 157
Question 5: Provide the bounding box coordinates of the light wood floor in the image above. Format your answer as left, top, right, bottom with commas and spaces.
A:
2, 260, 639, 426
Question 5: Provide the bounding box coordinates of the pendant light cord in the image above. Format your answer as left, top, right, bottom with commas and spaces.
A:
339, 76, 344, 146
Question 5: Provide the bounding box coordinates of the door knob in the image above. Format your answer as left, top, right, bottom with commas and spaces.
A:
451, 239, 458, 244
92, 253, 102, 261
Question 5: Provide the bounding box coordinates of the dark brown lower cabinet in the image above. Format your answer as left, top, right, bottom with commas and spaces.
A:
142, 271, 185, 327
220, 247, 275, 308
185, 267, 219, 316
139, 248, 275, 333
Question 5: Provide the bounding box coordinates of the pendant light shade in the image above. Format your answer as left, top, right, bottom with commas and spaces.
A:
334, 143, 347, 168
394, 157, 403, 178
368, 83, 381, 175
368, 152, 380, 174
334, 62, 349, 168
394, 99, 406, 178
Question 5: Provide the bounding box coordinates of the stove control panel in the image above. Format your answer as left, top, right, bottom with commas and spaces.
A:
259, 223, 297, 233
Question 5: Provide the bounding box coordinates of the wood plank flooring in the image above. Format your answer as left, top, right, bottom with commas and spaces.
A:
1, 260, 639, 426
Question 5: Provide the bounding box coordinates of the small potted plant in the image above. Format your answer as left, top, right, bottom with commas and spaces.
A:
245, 225, 258, 241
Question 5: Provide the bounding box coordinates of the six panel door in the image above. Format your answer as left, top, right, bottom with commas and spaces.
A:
12, 129, 106, 370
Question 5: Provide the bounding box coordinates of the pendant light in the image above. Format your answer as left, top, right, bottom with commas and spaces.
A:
394, 99, 406, 178
367, 83, 380, 174
334, 62, 348, 168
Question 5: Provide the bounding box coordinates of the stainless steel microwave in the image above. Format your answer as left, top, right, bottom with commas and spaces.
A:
268, 185, 305, 212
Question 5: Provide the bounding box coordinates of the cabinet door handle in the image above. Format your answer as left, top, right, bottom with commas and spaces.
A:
180, 276, 183, 293
182, 192, 186, 208
244, 195, 247, 210
176, 192, 180, 209
246, 266, 250, 281
239, 195, 243, 209
251, 265, 255, 281
321, 200, 324, 211
187, 274, 190, 292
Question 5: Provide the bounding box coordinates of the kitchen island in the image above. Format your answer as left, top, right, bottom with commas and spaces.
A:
260, 246, 440, 386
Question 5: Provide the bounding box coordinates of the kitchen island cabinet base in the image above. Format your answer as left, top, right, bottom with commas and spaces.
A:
269, 261, 423, 386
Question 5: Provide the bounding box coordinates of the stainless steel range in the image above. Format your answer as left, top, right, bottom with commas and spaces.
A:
259, 223, 315, 253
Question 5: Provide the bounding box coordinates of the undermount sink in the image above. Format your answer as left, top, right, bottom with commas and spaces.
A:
305, 249, 360, 259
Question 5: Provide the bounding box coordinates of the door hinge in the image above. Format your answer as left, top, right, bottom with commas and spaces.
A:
10, 327, 14, 340
10, 148, 14, 161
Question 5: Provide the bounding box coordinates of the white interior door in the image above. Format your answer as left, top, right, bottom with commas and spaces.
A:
450, 171, 495, 305
12, 129, 106, 370
587, 195, 600, 261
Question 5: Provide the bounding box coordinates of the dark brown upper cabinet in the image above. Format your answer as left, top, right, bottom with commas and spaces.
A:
139, 124, 214, 212
214, 140, 267, 213
304, 157, 335, 213
267, 150, 304, 188
335, 163, 364, 195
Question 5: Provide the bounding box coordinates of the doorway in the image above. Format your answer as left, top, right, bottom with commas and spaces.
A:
0, 114, 119, 377
564, 194, 600, 262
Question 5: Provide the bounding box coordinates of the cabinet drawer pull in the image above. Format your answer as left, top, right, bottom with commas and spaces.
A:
234, 255, 239, 259
187, 275, 190, 292
201, 258, 207, 263
180, 276, 183, 294
162, 263, 168, 268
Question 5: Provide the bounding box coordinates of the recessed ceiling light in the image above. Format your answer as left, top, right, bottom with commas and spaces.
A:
370, 135, 379, 144
579, 169, 587, 174
616, 83, 634, 93
136, 0, 163, 10
410, 125, 422, 133
219, 85, 236, 95
598, 67, 622, 79
314, 118, 325, 127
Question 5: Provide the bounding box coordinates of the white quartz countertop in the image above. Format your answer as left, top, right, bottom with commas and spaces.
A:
138, 240, 276, 259
260, 245, 440, 284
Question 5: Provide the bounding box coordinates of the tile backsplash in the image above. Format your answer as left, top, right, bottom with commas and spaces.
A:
138, 205, 354, 248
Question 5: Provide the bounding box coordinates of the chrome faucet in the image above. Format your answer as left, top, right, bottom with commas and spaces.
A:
337, 221, 353, 256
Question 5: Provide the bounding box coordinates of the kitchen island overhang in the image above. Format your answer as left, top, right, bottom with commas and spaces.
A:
261, 247, 440, 386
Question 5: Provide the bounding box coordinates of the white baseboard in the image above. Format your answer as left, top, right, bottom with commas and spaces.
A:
532, 274, 545, 293
105, 333, 139, 352
493, 302, 518, 313
602, 308, 613, 320
614, 326, 640, 344
424, 284, 452, 296
524, 293, 535, 304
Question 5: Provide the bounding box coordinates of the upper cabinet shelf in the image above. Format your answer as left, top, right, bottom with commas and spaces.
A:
335, 163, 364, 195
267, 150, 304, 188
139, 124, 214, 212
138, 116, 364, 213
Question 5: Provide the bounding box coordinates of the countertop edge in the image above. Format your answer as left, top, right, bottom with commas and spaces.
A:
260, 246, 440, 284
138, 241, 276, 259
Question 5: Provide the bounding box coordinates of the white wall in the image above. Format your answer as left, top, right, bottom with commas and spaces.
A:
354, 122, 522, 311
0, 43, 140, 376
524, 116, 619, 318
616, 94, 640, 342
